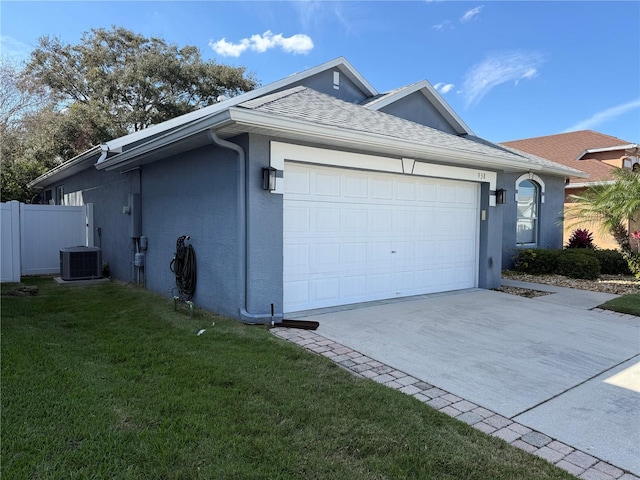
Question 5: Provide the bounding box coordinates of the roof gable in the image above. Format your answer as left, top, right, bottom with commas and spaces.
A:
501, 130, 637, 184
101, 57, 376, 156
361, 81, 473, 136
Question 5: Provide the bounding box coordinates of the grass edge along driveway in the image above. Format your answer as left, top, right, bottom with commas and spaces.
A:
1, 277, 574, 479
599, 293, 640, 316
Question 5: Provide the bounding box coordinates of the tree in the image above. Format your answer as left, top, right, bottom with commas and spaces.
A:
20, 26, 258, 133
0, 59, 48, 129
568, 168, 640, 277
0, 59, 56, 202
2, 27, 258, 202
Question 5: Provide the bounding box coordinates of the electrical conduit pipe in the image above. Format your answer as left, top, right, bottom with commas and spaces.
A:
207, 129, 284, 324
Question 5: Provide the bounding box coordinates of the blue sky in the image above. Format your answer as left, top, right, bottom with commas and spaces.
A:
1, 1, 638, 143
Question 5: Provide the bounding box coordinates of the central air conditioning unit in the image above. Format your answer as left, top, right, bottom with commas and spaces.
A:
60, 246, 102, 280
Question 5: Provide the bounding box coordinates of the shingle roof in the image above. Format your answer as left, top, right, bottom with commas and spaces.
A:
358, 83, 421, 107
239, 87, 583, 176
501, 130, 634, 184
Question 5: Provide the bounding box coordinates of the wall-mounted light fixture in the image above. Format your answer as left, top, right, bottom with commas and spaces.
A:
262, 166, 277, 191
495, 189, 507, 204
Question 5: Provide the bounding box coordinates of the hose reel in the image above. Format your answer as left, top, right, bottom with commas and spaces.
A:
170, 235, 197, 315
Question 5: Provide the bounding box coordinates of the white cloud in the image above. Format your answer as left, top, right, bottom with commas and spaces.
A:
461, 5, 484, 23
564, 99, 640, 132
462, 50, 546, 107
0, 35, 32, 63
210, 30, 313, 58
277, 33, 314, 54
294, 0, 325, 31
432, 21, 453, 31
209, 38, 249, 58
434, 82, 455, 94
294, 1, 356, 35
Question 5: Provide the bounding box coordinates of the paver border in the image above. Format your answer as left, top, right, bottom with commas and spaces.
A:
271, 327, 639, 480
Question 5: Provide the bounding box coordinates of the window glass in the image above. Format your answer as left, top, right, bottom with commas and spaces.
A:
516, 180, 538, 244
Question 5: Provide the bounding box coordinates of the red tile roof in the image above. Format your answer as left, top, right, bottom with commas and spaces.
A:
501, 130, 634, 185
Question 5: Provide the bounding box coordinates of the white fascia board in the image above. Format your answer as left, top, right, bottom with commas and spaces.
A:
566, 180, 616, 189
101, 57, 376, 155
98, 111, 233, 171
27, 146, 101, 189
332, 57, 378, 96
575, 143, 639, 160
229, 108, 559, 174
365, 80, 474, 136
272, 141, 497, 190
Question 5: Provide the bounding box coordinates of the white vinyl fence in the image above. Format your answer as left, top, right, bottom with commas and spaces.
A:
1, 201, 94, 282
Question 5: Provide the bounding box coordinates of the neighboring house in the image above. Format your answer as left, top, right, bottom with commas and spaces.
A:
28, 58, 583, 321
501, 131, 640, 250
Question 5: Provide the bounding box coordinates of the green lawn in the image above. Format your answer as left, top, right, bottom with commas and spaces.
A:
1, 277, 574, 479
598, 293, 640, 316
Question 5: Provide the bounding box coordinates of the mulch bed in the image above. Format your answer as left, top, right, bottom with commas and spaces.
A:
502, 271, 640, 296
493, 285, 552, 298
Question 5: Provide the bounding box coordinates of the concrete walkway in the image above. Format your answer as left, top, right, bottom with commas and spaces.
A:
274, 282, 640, 479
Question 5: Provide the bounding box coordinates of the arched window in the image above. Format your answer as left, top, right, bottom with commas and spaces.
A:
516, 179, 539, 245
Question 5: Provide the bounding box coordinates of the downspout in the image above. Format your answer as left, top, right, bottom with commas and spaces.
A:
207, 129, 284, 324
98, 145, 109, 164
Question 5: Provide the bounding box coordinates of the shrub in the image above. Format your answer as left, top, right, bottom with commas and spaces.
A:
566, 228, 595, 249
621, 251, 640, 279
594, 249, 632, 275
556, 249, 601, 280
512, 249, 560, 274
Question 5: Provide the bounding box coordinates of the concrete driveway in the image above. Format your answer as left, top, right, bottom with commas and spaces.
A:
287, 285, 640, 476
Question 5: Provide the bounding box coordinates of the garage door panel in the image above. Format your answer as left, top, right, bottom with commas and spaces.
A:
311, 244, 340, 271
417, 183, 437, 203
436, 211, 458, 233
283, 244, 310, 272
439, 184, 457, 203
344, 175, 368, 198
314, 277, 340, 301
457, 185, 477, 204
285, 170, 310, 194
370, 209, 393, 232
285, 279, 310, 306
396, 181, 416, 201
395, 210, 415, 233
415, 211, 436, 232
368, 273, 392, 295
284, 206, 310, 232
367, 242, 393, 267
341, 275, 367, 298
284, 163, 479, 312
342, 208, 368, 232
315, 208, 340, 231
371, 178, 393, 199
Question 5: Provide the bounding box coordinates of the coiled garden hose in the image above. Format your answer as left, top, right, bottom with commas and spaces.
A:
170, 235, 197, 301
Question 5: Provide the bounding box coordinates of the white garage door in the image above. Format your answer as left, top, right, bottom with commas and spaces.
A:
283, 163, 479, 313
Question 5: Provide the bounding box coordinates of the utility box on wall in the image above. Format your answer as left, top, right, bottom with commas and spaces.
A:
129, 193, 141, 238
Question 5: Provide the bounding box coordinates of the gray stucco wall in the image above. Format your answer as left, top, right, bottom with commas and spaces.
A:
50, 133, 285, 320
478, 182, 504, 289
242, 134, 284, 316
140, 142, 241, 318
378, 92, 458, 135
282, 69, 368, 104
500, 173, 566, 269
54, 167, 133, 281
